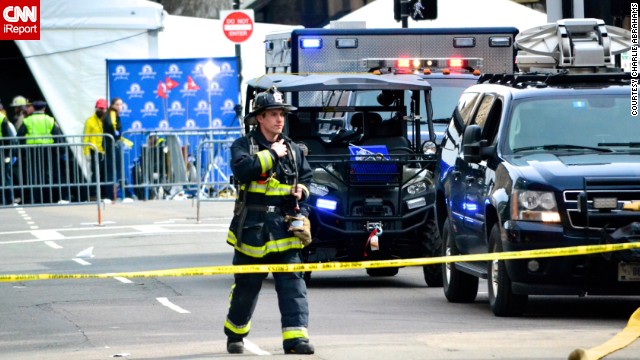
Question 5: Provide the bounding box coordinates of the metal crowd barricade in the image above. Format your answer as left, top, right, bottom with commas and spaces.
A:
0, 137, 104, 224
120, 128, 241, 204
195, 137, 238, 222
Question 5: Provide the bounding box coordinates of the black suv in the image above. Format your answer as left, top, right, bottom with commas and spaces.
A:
434, 19, 640, 316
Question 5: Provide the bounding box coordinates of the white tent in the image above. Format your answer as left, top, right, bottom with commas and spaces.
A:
335, 0, 547, 31
15, 0, 297, 138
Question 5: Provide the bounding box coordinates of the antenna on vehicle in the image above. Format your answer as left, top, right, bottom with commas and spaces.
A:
514, 18, 631, 73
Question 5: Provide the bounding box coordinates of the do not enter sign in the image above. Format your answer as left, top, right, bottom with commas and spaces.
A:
221, 10, 254, 43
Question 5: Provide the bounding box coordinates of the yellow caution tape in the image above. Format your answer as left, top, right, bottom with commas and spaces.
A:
1, 242, 639, 282
568, 307, 640, 360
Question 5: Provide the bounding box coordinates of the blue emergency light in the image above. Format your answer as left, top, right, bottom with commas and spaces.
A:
316, 198, 337, 211
300, 38, 322, 49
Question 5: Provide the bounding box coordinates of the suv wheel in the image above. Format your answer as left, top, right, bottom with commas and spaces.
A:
442, 218, 478, 302
421, 217, 443, 287
488, 224, 528, 316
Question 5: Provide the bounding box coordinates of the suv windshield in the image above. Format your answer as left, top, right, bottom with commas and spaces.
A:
506, 94, 639, 153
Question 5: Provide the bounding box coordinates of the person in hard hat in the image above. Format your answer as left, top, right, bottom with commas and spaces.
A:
0, 100, 17, 205
17, 100, 65, 204
223, 86, 315, 355
9, 95, 28, 131
83, 98, 108, 200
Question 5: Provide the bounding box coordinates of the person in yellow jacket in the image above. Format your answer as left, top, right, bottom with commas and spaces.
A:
102, 97, 134, 200
17, 100, 64, 204
83, 98, 108, 200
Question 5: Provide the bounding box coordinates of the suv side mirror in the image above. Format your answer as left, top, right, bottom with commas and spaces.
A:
463, 125, 487, 163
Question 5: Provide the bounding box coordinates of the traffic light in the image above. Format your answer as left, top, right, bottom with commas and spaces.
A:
409, 0, 437, 21
394, 0, 437, 22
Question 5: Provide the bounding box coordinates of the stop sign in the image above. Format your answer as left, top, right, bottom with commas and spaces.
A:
222, 10, 254, 43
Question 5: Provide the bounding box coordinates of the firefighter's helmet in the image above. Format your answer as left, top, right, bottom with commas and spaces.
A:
10, 96, 28, 107
244, 86, 296, 125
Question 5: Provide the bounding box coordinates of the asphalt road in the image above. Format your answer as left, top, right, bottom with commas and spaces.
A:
1, 200, 639, 360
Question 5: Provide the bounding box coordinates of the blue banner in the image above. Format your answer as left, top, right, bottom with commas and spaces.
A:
107, 57, 240, 131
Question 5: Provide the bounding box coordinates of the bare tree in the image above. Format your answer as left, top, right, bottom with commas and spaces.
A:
156, 0, 233, 19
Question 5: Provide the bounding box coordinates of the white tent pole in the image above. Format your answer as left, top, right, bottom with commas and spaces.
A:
148, 29, 159, 58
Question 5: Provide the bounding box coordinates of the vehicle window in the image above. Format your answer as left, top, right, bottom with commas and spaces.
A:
455, 92, 481, 130
426, 78, 479, 122
472, 94, 496, 130
506, 94, 640, 152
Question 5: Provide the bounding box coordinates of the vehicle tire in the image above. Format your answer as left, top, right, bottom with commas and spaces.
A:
442, 218, 478, 303
366, 267, 399, 277
488, 224, 528, 317
421, 217, 443, 287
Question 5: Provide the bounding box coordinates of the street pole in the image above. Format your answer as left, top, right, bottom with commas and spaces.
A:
401, 0, 409, 28
233, 0, 243, 118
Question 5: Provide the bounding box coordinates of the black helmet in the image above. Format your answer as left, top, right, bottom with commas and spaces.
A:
244, 86, 296, 125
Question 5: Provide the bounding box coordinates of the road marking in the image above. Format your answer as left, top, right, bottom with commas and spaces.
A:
114, 277, 133, 284
244, 339, 271, 355
156, 297, 190, 313
132, 225, 169, 233
32, 230, 65, 240
72, 258, 91, 266
44, 241, 63, 249
0, 226, 227, 245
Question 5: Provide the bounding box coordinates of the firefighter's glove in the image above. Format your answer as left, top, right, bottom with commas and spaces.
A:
286, 214, 312, 246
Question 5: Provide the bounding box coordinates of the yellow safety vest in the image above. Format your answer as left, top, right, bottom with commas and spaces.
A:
23, 113, 55, 144
0, 112, 5, 139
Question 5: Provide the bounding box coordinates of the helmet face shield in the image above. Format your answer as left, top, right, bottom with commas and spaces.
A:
245, 86, 296, 125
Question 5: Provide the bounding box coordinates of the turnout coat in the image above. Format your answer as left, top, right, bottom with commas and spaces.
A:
226, 129, 312, 258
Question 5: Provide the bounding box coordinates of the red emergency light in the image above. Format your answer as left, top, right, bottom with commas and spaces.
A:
448, 58, 464, 68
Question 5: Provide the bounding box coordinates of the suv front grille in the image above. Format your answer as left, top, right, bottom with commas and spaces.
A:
563, 178, 640, 230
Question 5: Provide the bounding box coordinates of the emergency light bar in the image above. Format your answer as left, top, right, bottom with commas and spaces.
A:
300, 38, 322, 49
363, 57, 483, 73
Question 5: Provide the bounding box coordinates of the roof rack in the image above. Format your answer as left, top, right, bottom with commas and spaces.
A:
477, 71, 630, 88
515, 18, 631, 73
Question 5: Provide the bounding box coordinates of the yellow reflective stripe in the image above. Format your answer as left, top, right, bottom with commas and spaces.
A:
245, 182, 267, 193
225, 318, 251, 335
266, 184, 293, 196
242, 182, 293, 196
257, 150, 273, 174
282, 327, 309, 340
227, 231, 303, 258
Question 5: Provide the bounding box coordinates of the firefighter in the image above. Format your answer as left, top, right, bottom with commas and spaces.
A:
223, 86, 314, 355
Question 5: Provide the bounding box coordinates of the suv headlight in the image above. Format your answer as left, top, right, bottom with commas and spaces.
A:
511, 190, 560, 222
407, 181, 427, 195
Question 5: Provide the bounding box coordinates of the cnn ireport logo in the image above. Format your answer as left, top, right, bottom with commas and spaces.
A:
0, 0, 40, 40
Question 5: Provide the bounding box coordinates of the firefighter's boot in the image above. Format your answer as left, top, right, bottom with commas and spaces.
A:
227, 338, 244, 354
285, 340, 315, 355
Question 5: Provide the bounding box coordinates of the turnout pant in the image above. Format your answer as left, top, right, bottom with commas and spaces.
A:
224, 249, 310, 349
